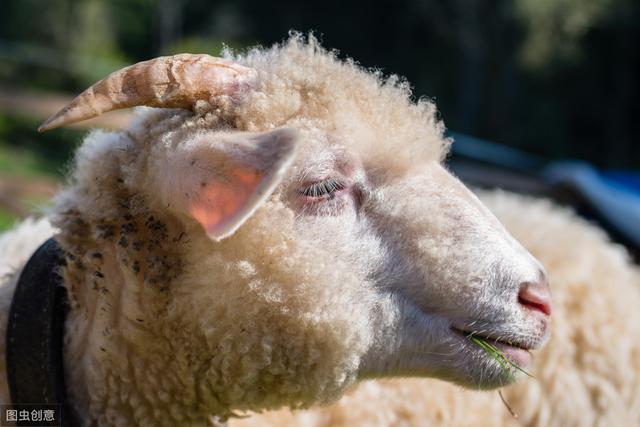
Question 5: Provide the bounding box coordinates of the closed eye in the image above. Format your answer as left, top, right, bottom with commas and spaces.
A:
299, 178, 345, 198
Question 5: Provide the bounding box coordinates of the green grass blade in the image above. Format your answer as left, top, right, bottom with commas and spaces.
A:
468, 334, 534, 378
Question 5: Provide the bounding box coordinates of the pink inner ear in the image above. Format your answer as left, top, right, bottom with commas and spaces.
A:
188, 166, 264, 236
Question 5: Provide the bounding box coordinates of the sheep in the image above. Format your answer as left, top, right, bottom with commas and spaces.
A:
231, 191, 640, 427
0, 35, 556, 426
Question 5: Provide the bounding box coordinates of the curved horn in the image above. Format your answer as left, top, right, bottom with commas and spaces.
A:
38, 54, 257, 132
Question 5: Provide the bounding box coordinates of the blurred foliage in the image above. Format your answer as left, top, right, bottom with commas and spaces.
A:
0, 208, 17, 231
0, 0, 638, 174
0, 112, 73, 230
513, 0, 625, 68
68, 0, 130, 85
0, 113, 80, 178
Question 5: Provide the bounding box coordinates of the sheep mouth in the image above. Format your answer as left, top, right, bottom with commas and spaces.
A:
451, 327, 537, 369
451, 327, 533, 351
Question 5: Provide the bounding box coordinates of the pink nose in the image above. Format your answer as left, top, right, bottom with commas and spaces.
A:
518, 277, 552, 316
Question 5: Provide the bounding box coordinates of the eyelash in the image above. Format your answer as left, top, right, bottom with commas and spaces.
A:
299, 178, 346, 198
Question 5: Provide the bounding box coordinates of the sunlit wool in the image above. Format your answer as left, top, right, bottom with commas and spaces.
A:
0, 35, 635, 427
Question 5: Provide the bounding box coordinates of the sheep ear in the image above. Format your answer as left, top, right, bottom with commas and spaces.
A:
181, 128, 299, 241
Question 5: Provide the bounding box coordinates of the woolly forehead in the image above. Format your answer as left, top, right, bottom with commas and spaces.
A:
228, 38, 451, 173
133, 38, 451, 174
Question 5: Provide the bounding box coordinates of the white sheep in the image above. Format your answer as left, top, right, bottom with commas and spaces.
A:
1, 35, 616, 427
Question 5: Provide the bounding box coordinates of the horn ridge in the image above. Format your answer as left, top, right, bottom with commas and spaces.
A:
38, 54, 256, 132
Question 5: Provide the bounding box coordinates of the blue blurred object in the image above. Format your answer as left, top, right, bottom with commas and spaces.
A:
544, 162, 640, 247
601, 171, 640, 193
448, 132, 640, 259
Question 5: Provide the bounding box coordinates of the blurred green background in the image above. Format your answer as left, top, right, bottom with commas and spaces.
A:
0, 0, 638, 231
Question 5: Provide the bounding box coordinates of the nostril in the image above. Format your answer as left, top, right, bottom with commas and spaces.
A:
518, 281, 552, 316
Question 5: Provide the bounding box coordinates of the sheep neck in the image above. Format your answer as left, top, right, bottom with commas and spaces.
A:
55, 198, 224, 426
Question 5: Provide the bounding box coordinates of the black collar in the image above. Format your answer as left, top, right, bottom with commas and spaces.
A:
6, 238, 79, 427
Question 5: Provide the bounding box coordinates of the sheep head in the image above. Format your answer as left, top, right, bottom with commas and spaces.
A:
44, 37, 551, 422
